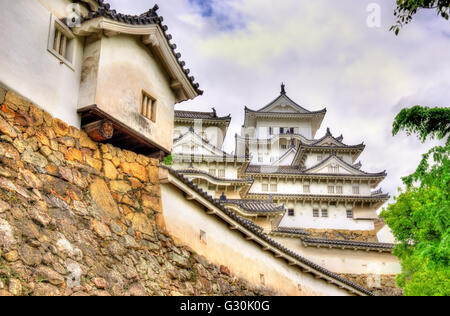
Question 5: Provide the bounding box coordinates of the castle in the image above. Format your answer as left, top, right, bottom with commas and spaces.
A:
0, 0, 400, 296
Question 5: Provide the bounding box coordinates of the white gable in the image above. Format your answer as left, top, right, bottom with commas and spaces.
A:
306, 156, 365, 175
273, 148, 297, 166
173, 132, 226, 157
314, 136, 344, 147
260, 95, 309, 114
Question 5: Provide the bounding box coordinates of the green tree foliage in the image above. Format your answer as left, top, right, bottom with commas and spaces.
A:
381, 106, 450, 296
163, 154, 174, 166
391, 0, 450, 35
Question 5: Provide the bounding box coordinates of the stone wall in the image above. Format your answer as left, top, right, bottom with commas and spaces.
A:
0, 89, 274, 296
305, 229, 379, 242
339, 274, 403, 297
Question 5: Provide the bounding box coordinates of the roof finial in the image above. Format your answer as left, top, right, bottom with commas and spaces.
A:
212, 107, 217, 117
220, 192, 227, 201
281, 82, 286, 95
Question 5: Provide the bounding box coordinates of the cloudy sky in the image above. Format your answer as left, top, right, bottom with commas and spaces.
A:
108, 0, 449, 206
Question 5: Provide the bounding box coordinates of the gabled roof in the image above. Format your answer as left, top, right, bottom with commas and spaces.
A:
304, 153, 387, 177
301, 238, 394, 253
256, 84, 322, 114
292, 128, 366, 166
272, 147, 297, 166
173, 127, 233, 158
175, 109, 231, 122
75, 1, 202, 98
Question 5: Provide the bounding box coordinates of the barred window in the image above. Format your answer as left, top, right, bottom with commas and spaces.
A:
321, 209, 328, 218
336, 186, 343, 194
218, 170, 226, 178
270, 184, 278, 192
303, 185, 310, 193
328, 186, 335, 194
262, 184, 269, 192
313, 209, 319, 218
209, 169, 216, 176
346, 210, 353, 219
353, 186, 360, 194
141, 91, 157, 122
288, 209, 295, 216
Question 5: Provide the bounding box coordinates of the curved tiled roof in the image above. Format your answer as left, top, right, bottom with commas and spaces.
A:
177, 169, 254, 184
245, 106, 327, 116
218, 199, 285, 214
303, 153, 387, 177
271, 227, 310, 236
245, 163, 387, 178
175, 110, 231, 121
82, 1, 202, 95
164, 167, 374, 296
302, 238, 394, 252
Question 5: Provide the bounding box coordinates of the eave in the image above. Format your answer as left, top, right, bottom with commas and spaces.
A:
72, 17, 200, 103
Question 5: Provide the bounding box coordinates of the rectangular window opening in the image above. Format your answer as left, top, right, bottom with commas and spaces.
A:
141, 91, 157, 122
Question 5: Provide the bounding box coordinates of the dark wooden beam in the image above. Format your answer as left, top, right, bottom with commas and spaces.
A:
82, 120, 114, 142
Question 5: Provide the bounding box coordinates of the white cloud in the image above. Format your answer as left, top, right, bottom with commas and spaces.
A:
106, 0, 450, 210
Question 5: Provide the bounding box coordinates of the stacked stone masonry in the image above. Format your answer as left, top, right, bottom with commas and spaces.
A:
0, 89, 275, 296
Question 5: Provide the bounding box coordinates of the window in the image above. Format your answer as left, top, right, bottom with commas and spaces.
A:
289, 128, 295, 134
313, 209, 319, 218
328, 186, 335, 194
346, 210, 353, 219
353, 186, 360, 195
141, 91, 157, 122
321, 209, 328, 218
281, 145, 287, 149
336, 186, 343, 194
303, 185, 310, 193
270, 184, 278, 192
48, 17, 75, 69
269, 127, 273, 135
317, 155, 323, 162
280, 128, 285, 134
288, 209, 295, 217
262, 184, 269, 192
209, 169, 216, 176
218, 170, 226, 178
200, 230, 207, 244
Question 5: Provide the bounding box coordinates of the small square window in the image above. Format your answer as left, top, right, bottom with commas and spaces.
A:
321, 209, 328, 218
336, 186, 343, 194
328, 186, 335, 194
262, 184, 269, 192
288, 209, 295, 217
353, 186, 360, 195
209, 169, 216, 176
141, 91, 157, 122
303, 185, 310, 193
200, 230, 207, 244
313, 209, 319, 218
346, 210, 353, 219
218, 170, 226, 178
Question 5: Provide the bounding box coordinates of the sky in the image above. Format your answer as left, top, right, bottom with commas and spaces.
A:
107, 0, 449, 207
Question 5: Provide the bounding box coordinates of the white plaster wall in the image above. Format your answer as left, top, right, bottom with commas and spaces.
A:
273, 236, 401, 275
377, 226, 396, 244
0, 0, 84, 127
161, 182, 353, 296
255, 118, 312, 139
249, 178, 371, 196
304, 153, 353, 169
278, 203, 375, 231
88, 35, 177, 152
